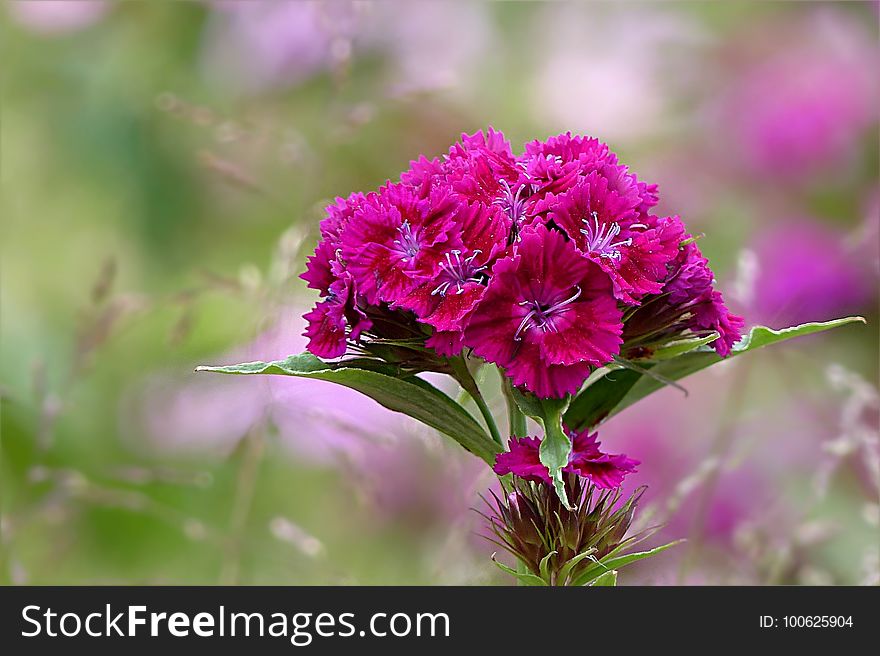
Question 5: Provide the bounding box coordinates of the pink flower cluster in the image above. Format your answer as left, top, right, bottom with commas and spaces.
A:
302, 129, 743, 398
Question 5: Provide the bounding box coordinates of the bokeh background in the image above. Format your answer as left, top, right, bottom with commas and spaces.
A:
1, 0, 878, 585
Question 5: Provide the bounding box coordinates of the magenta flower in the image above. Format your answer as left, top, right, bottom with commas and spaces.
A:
300, 128, 742, 396
546, 173, 684, 303
567, 430, 641, 488
444, 128, 522, 207
301, 192, 367, 297
398, 201, 508, 334
303, 270, 372, 359
748, 218, 872, 327
465, 225, 623, 397
342, 182, 458, 306
520, 132, 614, 199
492, 437, 549, 483
493, 432, 639, 489
665, 241, 744, 356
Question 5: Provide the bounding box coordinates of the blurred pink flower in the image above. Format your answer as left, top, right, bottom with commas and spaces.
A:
199, 0, 494, 95
364, 1, 493, 96
128, 305, 487, 528
743, 218, 874, 327
132, 307, 435, 463
719, 10, 878, 182
351, 437, 487, 528
7, 0, 107, 34
529, 4, 706, 144
601, 370, 831, 548
200, 0, 360, 93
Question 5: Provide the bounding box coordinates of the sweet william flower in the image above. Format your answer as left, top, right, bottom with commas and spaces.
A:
444, 128, 522, 207
301, 191, 367, 296
300, 127, 741, 393
520, 132, 660, 212
546, 172, 684, 303
303, 269, 372, 359
665, 241, 744, 356
620, 238, 743, 359
341, 182, 458, 306
465, 224, 623, 397
399, 201, 509, 335
493, 432, 639, 488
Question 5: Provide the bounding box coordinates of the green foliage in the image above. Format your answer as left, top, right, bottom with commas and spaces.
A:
569, 541, 682, 586
196, 353, 501, 464
511, 389, 574, 508
590, 570, 618, 586
564, 318, 866, 432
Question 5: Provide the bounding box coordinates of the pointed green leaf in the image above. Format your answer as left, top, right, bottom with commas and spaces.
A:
541, 420, 574, 511
538, 550, 557, 584
564, 317, 866, 432
510, 388, 575, 509
196, 354, 501, 464
510, 387, 570, 421
570, 541, 682, 586
557, 548, 596, 586
491, 555, 547, 586
645, 332, 720, 361
591, 570, 618, 586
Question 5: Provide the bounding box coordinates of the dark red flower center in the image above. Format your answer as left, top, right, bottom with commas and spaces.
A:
514, 285, 582, 341
431, 249, 487, 297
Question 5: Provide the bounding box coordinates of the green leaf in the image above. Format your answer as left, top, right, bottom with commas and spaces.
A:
538, 551, 557, 584
511, 389, 575, 509
646, 332, 720, 361
564, 317, 866, 432
591, 570, 618, 586
557, 549, 596, 586
510, 387, 564, 421
570, 541, 682, 587
196, 353, 501, 465
541, 419, 574, 511
491, 555, 547, 586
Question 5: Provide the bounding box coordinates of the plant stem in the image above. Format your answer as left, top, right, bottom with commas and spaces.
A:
473, 387, 502, 446
451, 357, 502, 445
500, 371, 528, 438
220, 427, 264, 585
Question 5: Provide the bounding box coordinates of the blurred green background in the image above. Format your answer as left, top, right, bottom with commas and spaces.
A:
1, 0, 878, 585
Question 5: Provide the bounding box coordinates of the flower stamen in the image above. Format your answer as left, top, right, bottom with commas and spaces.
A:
514, 286, 582, 341
495, 179, 529, 243
580, 211, 632, 260
393, 220, 421, 261
431, 249, 488, 297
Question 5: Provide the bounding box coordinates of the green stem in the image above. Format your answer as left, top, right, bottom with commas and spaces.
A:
472, 388, 502, 446
500, 371, 528, 438
451, 358, 502, 445
220, 427, 264, 584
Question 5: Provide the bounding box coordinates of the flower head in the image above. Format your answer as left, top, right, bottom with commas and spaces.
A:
301, 128, 742, 394
465, 225, 623, 397
341, 182, 458, 306
482, 474, 646, 585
